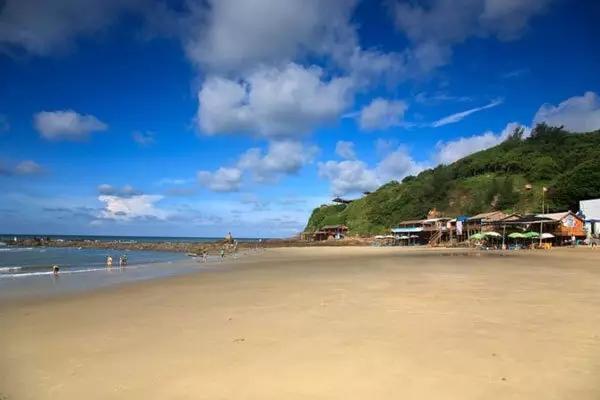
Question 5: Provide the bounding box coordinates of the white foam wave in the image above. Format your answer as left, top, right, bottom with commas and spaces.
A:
0, 267, 109, 279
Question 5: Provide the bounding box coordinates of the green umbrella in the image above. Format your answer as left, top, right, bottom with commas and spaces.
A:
470, 233, 485, 240
523, 231, 540, 238
508, 232, 526, 239
484, 231, 502, 237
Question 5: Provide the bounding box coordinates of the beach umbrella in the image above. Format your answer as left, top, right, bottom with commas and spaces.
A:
470, 233, 485, 240
409, 235, 419, 238
523, 231, 540, 239
541, 233, 555, 239
508, 232, 526, 239
483, 231, 502, 237
399, 235, 410, 240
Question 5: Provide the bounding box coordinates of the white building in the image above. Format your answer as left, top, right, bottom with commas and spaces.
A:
580, 199, 600, 236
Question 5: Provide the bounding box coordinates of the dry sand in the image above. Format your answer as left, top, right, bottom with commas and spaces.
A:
1, 246, 600, 399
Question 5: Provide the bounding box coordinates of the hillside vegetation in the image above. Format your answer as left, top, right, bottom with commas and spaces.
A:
305, 124, 600, 235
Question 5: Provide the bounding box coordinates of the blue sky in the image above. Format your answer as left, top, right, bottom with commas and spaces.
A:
1, 0, 599, 237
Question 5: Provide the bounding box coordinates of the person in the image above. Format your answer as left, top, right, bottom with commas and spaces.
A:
202, 250, 208, 263
106, 255, 113, 267
220, 248, 225, 260
119, 254, 127, 267
52, 265, 60, 276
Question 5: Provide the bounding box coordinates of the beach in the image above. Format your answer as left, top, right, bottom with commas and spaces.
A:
1, 246, 600, 399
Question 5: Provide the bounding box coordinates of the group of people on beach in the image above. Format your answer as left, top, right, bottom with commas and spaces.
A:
52, 253, 128, 276
106, 255, 127, 267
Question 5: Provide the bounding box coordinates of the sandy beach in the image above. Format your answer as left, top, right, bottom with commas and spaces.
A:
1, 246, 600, 399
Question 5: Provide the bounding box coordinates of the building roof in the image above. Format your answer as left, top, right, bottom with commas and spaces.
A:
536, 210, 582, 221
320, 224, 348, 230
502, 215, 555, 224
397, 219, 425, 225
468, 211, 508, 221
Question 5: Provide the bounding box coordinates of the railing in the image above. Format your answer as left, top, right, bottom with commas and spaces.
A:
428, 230, 443, 246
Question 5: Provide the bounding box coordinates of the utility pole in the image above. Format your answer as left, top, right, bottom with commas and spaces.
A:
540, 187, 547, 246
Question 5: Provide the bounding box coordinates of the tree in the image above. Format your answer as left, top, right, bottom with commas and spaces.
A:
552, 159, 600, 210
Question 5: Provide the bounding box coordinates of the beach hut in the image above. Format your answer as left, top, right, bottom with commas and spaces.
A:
535, 211, 586, 244
313, 225, 349, 241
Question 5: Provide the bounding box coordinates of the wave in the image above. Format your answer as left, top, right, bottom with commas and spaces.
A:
0, 247, 34, 252
0, 266, 22, 273
0, 267, 111, 279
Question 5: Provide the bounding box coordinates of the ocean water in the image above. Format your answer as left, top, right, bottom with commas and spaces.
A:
0, 247, 208, 300
0, 234, 264, 244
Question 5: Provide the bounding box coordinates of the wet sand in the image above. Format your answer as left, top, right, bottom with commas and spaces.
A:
1, 246, 600, 399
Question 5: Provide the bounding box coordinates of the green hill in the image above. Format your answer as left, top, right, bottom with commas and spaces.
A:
305, 124, 600, 235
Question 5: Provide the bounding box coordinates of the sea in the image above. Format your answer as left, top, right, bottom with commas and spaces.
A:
0, 234, 263, 244
0, 235, 259, 300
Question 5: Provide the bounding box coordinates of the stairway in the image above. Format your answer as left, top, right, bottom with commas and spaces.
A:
428, 230, 443, 247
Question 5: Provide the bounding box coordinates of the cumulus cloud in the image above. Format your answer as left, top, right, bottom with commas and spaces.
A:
533, 91, 600, 133
392, 0, 552, 71
359, 98, 408, 131
94, 183, 169, 221
431, 98, 503, 127
435, 122, 529, 164
98, 194, 167, 221
335, 141, 356, 160
318, 160, 379, 196
0, 0, 144, 56
197, 167, 243, 192
198, 141, 317, 191
34, 110, 107, 140
182, 0, 357, 74
197, 63, 352, 139
318, 146, 426, 195
132, 131, 156, 146
238, 140, 318, 182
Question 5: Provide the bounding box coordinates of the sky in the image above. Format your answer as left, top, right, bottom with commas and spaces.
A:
1, 0, 600, 238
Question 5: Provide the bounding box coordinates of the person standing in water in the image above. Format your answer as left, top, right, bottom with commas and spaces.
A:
106, 255, 113, 267
202, 250, 208, 263
52, 265, 60, 276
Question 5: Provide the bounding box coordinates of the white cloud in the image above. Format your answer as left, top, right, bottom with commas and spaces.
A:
98, 194, 168, 221
318, 160, 379, 196
435, 122, 529, 164
34, 110, 107, 140
335, 141, 356, 160
533, 91, 600, 133
97, 184, 141, 197
318, 146, 426, 195
376, 147, 425, 182
359, 98, 408, 131
392, 0, 551, 71
132, 131, 156, 146
0, 0, 143, 55
197, 63, 352, 139
197, 167, 243, 192
238, 140, 318, 182
182, 0, 357, 74
198, 141, 317, 191
431, 98, 503, 127
14, 160, 43, 175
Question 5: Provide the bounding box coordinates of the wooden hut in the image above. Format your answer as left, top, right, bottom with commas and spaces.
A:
313, 224, 349, 241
